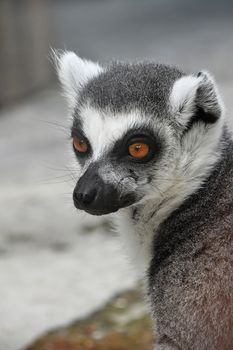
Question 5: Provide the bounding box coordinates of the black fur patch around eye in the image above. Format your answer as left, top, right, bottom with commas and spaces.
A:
110, 127, 163, 165
71, 117, 92, 163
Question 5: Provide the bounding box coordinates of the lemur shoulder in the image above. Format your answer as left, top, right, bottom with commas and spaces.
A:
55, 51, 233, 350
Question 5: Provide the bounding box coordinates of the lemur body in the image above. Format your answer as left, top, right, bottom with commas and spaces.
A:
55, 51, 233, 349
149, 138, 233, 349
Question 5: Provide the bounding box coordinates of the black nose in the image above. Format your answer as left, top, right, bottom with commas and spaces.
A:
73, 188, 97, 207
73, 165, 136, 215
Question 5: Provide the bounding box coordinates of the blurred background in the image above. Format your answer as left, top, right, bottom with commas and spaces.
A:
1, 1, 233, 349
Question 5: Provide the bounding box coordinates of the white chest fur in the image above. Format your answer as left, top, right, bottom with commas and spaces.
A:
113, 171, 213, 278
113, 196, 182, 277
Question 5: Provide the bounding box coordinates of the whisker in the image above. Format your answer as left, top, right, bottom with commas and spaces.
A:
41, 179, 74, 186
38, 119, 71, 138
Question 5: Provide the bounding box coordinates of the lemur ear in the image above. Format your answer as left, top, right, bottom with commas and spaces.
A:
53, 50, 103, 108
170, 71, 224, 129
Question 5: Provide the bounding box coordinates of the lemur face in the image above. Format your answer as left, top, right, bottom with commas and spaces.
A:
55, 52, 223, 216
71, 106, 171, 215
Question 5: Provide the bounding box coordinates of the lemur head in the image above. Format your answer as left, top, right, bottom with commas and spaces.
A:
55, 51, 224, 216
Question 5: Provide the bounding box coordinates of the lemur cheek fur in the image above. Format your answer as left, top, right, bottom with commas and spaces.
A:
55, 50, 233, 350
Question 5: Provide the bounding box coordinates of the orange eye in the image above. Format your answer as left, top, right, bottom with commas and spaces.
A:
73, 137, 88, 153
128, 142, 150, 159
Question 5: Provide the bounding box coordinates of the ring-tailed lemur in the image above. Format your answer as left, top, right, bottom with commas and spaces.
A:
55, 51, 233, 350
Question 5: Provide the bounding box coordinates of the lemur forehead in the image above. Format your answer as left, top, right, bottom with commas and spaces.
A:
78, 105, 150, 160
79, 62, 184, 115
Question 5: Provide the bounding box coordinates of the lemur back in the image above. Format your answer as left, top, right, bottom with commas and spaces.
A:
55, 51, 233, 349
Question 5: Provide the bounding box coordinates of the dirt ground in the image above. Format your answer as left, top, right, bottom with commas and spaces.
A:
26, 289, 154, 350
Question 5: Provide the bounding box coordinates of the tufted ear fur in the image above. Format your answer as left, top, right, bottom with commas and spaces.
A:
53, 50, 103, 109
170, 71, 224, 130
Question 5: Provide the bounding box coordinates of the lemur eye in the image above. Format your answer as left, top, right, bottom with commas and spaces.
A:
73, 137, 88, 153
128, 142, 150, 159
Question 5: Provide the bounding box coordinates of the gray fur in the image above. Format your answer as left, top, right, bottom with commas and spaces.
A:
79, 62, 183, 116
149, 131, 233, 349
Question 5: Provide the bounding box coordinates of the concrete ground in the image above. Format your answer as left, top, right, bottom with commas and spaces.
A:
0, 1, 233, 349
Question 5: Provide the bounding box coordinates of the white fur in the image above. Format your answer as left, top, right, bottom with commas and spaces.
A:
170, 75, 201, 116
55, 51, 103, 109
170, 72, 224, 129
80, 105, 149, 162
